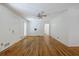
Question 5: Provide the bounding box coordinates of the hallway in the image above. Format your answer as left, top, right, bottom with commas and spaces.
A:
0, 36, 79, 56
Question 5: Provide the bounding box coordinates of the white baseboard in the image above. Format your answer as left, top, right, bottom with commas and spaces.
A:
0, 36, 24, 52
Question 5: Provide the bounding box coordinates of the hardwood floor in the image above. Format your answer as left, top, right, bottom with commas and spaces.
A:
0, 36, 79, 56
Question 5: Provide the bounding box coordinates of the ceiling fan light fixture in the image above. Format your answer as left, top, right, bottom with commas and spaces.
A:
37, 11, 47, 19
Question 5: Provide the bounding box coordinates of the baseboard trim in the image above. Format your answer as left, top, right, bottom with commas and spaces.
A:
0, 36, 25, 53
50, 36, 68, 47
50, 36, 79, 48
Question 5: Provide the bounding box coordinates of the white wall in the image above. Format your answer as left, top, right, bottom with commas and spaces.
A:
50, 8, 79, 47
27, 18, 45, 36
50, 12, 69, 46
68, 8, 79, 47
0, 5, 27, 51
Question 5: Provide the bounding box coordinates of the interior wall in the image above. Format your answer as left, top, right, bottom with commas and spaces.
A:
50, 8, 79, 47
49, 12, 69, 46
0, 5, 27, 52
68, 8, 79, 47
27, 18, 45, 36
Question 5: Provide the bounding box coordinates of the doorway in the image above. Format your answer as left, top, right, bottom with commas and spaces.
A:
44, 24, 49, 35
24, 22, 27, 36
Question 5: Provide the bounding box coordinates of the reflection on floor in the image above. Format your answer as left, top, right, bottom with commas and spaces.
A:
0, 36, 79, 56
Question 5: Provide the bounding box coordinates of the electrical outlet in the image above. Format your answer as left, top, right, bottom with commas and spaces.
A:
12, 30, 14, 33
4, 42, 10, 47
1, 43, 3, 46
57, 36, 59, 39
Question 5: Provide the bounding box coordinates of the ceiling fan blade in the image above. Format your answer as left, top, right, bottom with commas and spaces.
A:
36, 11, 47, 19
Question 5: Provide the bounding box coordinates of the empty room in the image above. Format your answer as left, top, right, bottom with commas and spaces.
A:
0, 3, 79, 56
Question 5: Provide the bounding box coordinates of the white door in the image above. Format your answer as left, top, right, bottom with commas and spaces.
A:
44, 24, 49, 35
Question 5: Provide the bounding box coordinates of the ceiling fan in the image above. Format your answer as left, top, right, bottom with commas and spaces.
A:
37, 11, 47, 19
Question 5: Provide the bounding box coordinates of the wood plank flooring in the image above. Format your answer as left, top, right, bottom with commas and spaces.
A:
0, 36, 79, 56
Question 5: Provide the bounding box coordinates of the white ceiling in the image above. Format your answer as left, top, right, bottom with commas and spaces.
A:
6, 3, 79, 20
